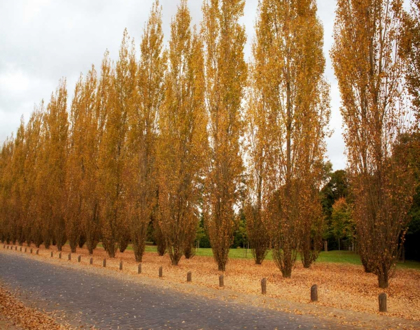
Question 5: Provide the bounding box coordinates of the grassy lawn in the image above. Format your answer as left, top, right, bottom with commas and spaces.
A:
90, 243, 420, 270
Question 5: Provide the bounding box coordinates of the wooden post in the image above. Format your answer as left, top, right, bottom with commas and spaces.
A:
119, 260, 123, 271
68, 253, 71, 261
59, 252, 62, 259
51, 251, 53, 257
138, 263, 142, 274
36, 249, 39, 255
30, 248, 33, 254
261, 278, 267, 295
78, 255, 81, 262
324, 241, 328, 252
219, 275, 224, 287
24, 247, 27, 253
15, 246, 17, 251
187, 271, 192, 282
159, 266, 163, 278
103, 259, 106, 267
20, 247, 22, 252
311, 284, 318, 302
379, 293, 387, 312
90, 257, 93, 265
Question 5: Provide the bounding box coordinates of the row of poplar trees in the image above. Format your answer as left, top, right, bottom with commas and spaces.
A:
1, 0, 419, 288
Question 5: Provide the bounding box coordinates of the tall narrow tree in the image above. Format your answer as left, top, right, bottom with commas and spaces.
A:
25, 108, 44, 247
43, 80, 69, 250
332, 0, 415, 288
98, 31, 134, 258
202, 0, 247, 271
0, 139, 14, 243
126, 0, 166, 262
157, 0, 208, 266
66, 68, 101, 253
249, 0, 330, 277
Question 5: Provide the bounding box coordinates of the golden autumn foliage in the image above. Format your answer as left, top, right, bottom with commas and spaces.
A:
401, 0, 420, 118
24, 108, 46, 248
248, 0, 330, 277
157, 0, 208, 266
98, 30, 136, 258
125, 0, 166, 262
66, 66, 102, 254
43, 81, 69, 250
332, 0, 416, 288
202, 0, 247, 271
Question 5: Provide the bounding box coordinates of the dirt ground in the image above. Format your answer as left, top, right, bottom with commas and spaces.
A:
3, 243, 420, 329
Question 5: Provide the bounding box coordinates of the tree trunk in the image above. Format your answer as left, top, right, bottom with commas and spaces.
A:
378, 268, 389, 289
218, 262, 226, 272
281, 267, 292, 278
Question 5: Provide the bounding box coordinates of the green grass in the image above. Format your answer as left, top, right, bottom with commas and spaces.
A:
90, 243, 420, 270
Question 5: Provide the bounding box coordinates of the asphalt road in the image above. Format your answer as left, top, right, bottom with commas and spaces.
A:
0, 252, 351, 329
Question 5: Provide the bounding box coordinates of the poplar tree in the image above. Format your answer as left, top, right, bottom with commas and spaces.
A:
66, 76, 84, 252
66, 68, 101, 253
202, 0, 247, 271
126, 0, 166, 262
98, 31, 134, 258
43, 80, 69, 250
249, 0, 330, 277
0, 139, 14, 243
332, 0, 415, 288
8, 122, 25, 245
157, 0, 208, 265
25, 108, 44, 247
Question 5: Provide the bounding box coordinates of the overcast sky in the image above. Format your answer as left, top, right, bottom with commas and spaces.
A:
0, 0, 347, 170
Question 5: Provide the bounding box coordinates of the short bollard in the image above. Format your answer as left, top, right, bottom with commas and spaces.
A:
103, 259, 106, 267
24, 248, 27, 253
30, 248, 33, 254
59, 252, 62, 259
51, 251, 53, 257
187, 271, 192, 282
311, 284, 318, 302
119, 261, 123, 271
15, 246, 17, 251
20, 247, 22, 252
78, 255, 81, 263
159, 266, 163, 278
36, 249, 39, 255
261, 278, 267, 295
68, 253, 71, 261
219, 275, 224, 288
138, 263, 142, 274
379, 293, 387, 312
90, 257, 93, 265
